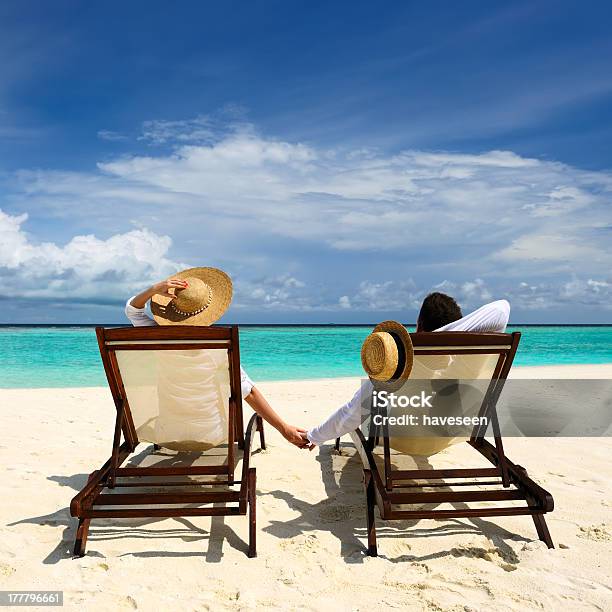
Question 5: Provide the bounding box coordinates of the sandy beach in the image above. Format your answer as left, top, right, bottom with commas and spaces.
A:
1, 364, 611, 611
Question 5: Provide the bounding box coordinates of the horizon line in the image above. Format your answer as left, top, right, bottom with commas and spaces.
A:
1, 323, 612, 328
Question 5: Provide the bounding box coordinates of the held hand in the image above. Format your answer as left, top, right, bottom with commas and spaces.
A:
151, 278, 189, 299
300, 431, 316, 451
295, 430, 315, 451
282, 425, 310, 448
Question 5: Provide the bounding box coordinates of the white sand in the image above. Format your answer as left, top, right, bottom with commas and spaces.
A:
0, 364, 611, 611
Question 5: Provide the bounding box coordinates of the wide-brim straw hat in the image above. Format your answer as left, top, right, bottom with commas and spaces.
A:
361, 320, 414, 390
151, 267, 232, 326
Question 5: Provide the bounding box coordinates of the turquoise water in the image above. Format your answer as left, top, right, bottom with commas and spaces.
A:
0, 325, 611, 388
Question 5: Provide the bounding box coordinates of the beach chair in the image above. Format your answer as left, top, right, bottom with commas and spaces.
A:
70, 325, 265, 558
338, 331, 554, 556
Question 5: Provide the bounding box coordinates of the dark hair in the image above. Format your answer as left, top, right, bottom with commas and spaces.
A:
417, 292, 462, 332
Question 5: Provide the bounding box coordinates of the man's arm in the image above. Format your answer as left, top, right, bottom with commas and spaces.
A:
437, 299, 510, 333
306, 383, 371, 447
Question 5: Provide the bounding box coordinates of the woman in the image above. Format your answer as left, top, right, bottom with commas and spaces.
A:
126, 271, 307, 448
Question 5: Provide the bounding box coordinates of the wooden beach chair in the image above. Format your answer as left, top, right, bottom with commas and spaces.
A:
337, 331, 554, 556
70, 325, 265, 558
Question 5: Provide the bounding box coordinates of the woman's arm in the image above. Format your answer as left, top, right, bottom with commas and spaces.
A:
245, 386, 308, 447
129, 278, 189, 309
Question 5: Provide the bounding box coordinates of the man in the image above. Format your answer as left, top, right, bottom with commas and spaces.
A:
303, 293, 510, 448
126, 276, 309, 447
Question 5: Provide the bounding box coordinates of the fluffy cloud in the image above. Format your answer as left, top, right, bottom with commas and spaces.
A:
0, 209, 183, 300
2, 118, 612, 317
433, 278, 493, 306
345, 279, 422, 311
0, 208, 322, 311
14, 123, 609, 269
338, 295, 351, 309
509, 278, 612, 311
340, 277, 493, 313
233, 275, 312, 310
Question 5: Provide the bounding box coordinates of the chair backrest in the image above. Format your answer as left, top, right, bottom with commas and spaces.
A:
95, 326, 244, 454
383, 331, 520, 456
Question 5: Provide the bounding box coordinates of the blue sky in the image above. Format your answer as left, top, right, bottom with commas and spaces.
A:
1, 0, 611, 323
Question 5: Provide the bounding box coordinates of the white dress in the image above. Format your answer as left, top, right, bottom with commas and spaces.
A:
122, 298, 255, 450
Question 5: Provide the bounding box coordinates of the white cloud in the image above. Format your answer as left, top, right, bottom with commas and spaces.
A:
336, 274, 612, 314
97, 130, 127, 142
508, 277, 612, 310
25, 127, 606, 273
138, 109, 252, 146
2, 118, 612, 315
2, 204, 609, 315
434, 278, 493, 306
345, 279, 421, 311
495, 234, 606, 269
139, 115, 217, 145
0, 209, 183, 300
338, 295, 351, 309
334, 277, 497, 313
233, 274, 311, 310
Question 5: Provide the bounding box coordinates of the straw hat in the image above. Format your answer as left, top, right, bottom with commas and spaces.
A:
151, 267, 232, 326
361, 320, 414, 389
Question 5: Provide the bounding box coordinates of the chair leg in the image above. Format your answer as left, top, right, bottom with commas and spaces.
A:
73, 518, 91, 558
532, 513, 554, 548
256, 416, 266, 450
524, 487, 554, 549
236, 417, 245, 450
364, 469, 378, 556
334, 437, 340, 452
248, 468, 257, 558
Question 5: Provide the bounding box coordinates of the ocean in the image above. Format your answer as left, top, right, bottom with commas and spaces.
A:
0, 325, 611, 388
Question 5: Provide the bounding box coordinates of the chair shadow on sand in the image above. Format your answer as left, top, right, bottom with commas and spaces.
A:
262, 441, 528, 565
8, 444, 264, 564
11, 441, 527, 566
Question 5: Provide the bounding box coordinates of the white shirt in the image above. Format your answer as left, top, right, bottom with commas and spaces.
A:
306, 300, 510, 446
125, 297, 255, 399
